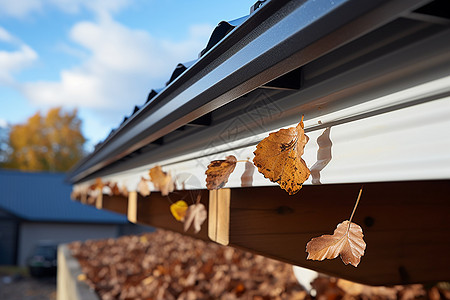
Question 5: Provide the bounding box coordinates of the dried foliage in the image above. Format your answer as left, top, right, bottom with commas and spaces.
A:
89, 178, 104, 191
86, 178, 104, 203
69, 231, 437, 300
310, 276, 437, 300
149, 166, 174, 196
137, 177, 151, 197
205, 155, 237, 190
121, 185, 129, 198
253, 117, 310, 195
306, 188, 366, 266
183, 203, 207, 233
108, 182, 121, 196
170, 200, 188, 221
69, 230, 305, 300
306, 221, 366, 267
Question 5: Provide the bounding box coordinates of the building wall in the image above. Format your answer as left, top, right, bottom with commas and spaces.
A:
0, 209, 19, 265
18, 222, 119, 266
0, 217, 19, 265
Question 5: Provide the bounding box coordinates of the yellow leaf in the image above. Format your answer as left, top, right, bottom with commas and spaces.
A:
205, 155, 237, 190
77, 274, 87, 281
253, 117, 310, 195
306, 221, 366, 267
170, 200, 188, 221
139, 235, 148, 243
149, 166, 174, 196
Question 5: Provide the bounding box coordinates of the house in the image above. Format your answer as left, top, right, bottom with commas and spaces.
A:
0, 169, 149, 266
67, 0, 450, 285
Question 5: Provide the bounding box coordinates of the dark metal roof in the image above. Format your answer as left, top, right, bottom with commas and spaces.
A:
68, 0, 448, 184
0, 169, 127, 223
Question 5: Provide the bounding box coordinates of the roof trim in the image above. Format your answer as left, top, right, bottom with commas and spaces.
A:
68, 0, 430, 183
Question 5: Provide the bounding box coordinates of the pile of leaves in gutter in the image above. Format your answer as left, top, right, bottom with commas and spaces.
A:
68, 230, 442, 300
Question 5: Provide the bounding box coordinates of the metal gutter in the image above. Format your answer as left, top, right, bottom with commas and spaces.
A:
68, 0, 431, 183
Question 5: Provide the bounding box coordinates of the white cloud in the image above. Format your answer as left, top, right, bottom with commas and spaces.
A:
1, 5, 213, 145
0, 27, 38, 85
0, 118, 7, 128
0, 0, 130, 18
0, 0, 42, 18
22, 17, 213, 118
0, 26, 16, 43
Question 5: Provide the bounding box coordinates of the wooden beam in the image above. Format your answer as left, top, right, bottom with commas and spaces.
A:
208, 189, 230, 246
80, 192, 87, 204
85, 180, 450, 286
226, 181, 450, 286
134, 190, 210, 241
95, 193, 102, 209
101, 194, 128, 215
127, 192, 138, 223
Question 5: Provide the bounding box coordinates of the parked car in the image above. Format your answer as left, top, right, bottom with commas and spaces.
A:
27, 242, 58, 277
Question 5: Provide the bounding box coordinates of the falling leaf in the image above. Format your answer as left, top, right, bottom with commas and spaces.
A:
170, 200, 188, 221
108, 182, 121, 196
253, 117, 310, 195
240, 160, 255, 187
184, 203, 207, 233
86, 178, 104, 203
121, 185, 129, 197
70, 187, 81, 201
102, 183, 113, 196
149, 166, 174, 196
205, 155, 237, 190
306, 221, 366, 267
88, 178, 104, 191
310, 127, 332, 184
137, 177, 151, 197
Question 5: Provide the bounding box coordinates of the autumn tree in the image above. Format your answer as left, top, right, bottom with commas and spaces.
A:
4, 107, 86, 172
0, 126, 9, 165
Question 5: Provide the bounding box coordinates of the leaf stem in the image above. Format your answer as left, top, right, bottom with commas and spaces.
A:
165, 194, 175, 205
348, 186, 363, 224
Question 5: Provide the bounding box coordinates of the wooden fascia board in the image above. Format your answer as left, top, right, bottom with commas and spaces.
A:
73, 180, 450, 286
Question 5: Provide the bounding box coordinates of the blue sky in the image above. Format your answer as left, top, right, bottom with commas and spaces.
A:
0, 0, 255, 150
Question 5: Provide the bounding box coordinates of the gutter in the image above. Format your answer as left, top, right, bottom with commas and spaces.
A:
67, 0, 431, 183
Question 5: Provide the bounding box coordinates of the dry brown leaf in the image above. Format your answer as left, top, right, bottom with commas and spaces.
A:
337, 278, 399, 298
310, 127, 332, 184
137, 177, 150, 197
183, 203, 207, 233
108, 182, 121, 196
86, 178, 103, 203
205, 155, 237, 190
306, 221, 366, 267
149, 166, 174, 196
70, 187, 81, 200
253, 117, 310, 195
88, 178, 104, 191
121, 185, 129, 197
